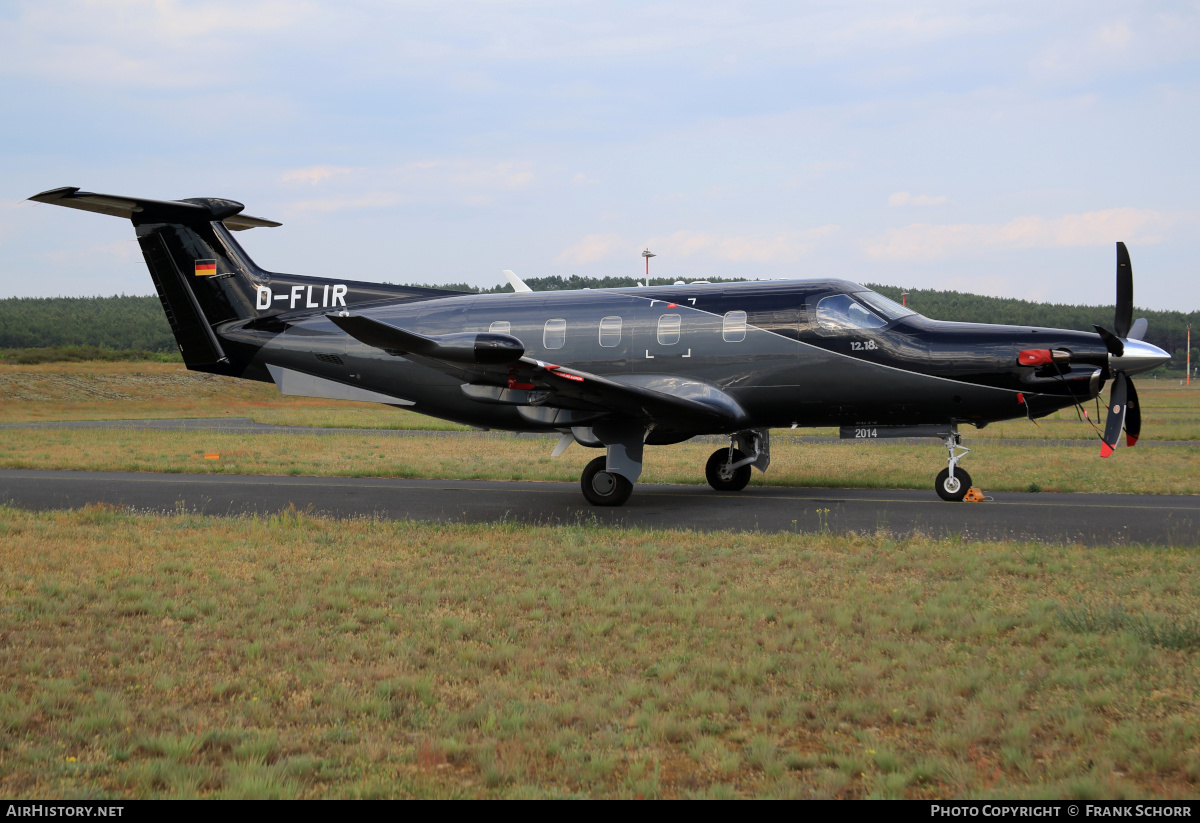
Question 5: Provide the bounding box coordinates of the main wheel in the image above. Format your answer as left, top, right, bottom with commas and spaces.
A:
706, 448, 752, 492
581, 456, 634, 506
935, 467, 972, 502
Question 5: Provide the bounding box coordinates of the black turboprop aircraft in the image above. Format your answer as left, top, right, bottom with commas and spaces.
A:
30, 187, 1171, 505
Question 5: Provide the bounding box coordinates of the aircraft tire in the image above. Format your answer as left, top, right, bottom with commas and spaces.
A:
706, 448, 752, 492
581, 456, 634, 506
935, 467, 972, 502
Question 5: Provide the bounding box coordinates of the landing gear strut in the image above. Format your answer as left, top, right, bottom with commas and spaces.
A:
705, 429, 768, 492
706, 448, 752, 491
935, 429, 972, 502
578, 421, 644, 507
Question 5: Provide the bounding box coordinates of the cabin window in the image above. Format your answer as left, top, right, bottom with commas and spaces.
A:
543, 318, 566, 349
723, 310, 747, 343
599, 316, 622, 347
657, 314, 681, 345
489, 321, 511, 334
815, 294, 886, 331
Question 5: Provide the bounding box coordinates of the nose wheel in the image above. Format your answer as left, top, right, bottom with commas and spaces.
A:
935, 431, 972, 502
935, 466, 972, 501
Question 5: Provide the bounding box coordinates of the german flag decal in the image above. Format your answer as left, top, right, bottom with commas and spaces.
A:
194, 260, 217, 276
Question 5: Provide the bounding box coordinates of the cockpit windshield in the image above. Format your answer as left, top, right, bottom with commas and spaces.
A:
854, 290, 916, 321
814, 293, 886, 330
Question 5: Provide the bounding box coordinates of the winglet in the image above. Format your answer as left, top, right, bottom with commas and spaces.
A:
503, 270, 533, 293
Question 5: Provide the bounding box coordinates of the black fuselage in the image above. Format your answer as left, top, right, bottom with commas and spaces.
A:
223, 278, 1106, 439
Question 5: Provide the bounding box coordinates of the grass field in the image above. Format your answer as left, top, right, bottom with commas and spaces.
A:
1, 506, 1198, 799
1, 427, 1198, 495
2, 362, 1198, 440
1, 362, 1197, 495
0, 362, 468, 431
3, 362, 1198, 800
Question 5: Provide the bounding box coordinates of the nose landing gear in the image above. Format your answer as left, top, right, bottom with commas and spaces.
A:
935, 430, 972, 502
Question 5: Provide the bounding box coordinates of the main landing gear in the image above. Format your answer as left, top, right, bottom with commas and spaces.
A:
581, 456, 634, 506
706, 448, 752, 491
575, 427, 770, 506
935, 429, 972, 502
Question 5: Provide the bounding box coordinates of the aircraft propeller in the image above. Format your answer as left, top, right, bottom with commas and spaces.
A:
1093, 242, 1149, 457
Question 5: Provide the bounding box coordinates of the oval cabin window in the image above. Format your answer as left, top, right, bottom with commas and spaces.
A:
543, 318, 566, 349
723, 311, 747, 343
599, 316, 622, 347
657, 314, 681, 345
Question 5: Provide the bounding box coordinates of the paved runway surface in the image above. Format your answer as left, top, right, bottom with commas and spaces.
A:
1, 469, 1196, 546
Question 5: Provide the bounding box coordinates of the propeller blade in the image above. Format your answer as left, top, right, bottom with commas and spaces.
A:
1093, 324, 1125, 357
1124, 378, 1141, 447
1128, 317, 1148, 341
1115, 242, 1132, 338
1101, 372, 1128, 457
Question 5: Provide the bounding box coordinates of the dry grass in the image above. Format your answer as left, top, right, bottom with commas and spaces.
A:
0, 362, 465, 430
2, 362, 1197, 440
967, 382, 1200, 442
2, 362, 1196, 495
0, 427, 1196, 495
1, 505, 1197, 799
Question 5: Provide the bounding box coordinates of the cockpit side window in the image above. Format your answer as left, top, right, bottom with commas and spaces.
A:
814, 294, 886, 330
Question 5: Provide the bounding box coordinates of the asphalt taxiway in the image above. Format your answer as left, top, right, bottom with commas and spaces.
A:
1, 469, 1195, 546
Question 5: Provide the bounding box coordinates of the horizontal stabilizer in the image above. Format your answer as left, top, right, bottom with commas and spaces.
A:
28, 186, 281, 231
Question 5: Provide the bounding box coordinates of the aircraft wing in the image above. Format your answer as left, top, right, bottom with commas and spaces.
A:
327, 313, 747, 430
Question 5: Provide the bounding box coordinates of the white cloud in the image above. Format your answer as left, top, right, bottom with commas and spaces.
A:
448, 162, 534, 191
0, 0, 321, 90
865, 208, 1180, 261
556, 233, 626, 265
1093, 20, 1133, 51
42, 239, 141, 266
648, 226, 840, 264
889, 192, 949, 207
285, 192, 403, 214
0, 200, 32, 244
282, 165, 355, 186
1030, 10, 1200, 84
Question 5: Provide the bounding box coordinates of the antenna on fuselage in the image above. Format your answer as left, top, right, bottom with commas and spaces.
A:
502, 270, 533, 293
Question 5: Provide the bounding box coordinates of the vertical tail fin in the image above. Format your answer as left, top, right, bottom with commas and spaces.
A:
30, 188, 280, 368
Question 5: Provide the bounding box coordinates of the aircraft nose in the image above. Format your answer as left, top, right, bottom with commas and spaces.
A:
1110, 338, 1171, 375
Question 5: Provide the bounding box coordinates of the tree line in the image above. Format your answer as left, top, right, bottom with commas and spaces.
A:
2, 284, 1195, 369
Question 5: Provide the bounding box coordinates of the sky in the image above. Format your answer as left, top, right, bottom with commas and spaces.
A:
1, 0, 1197, 312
